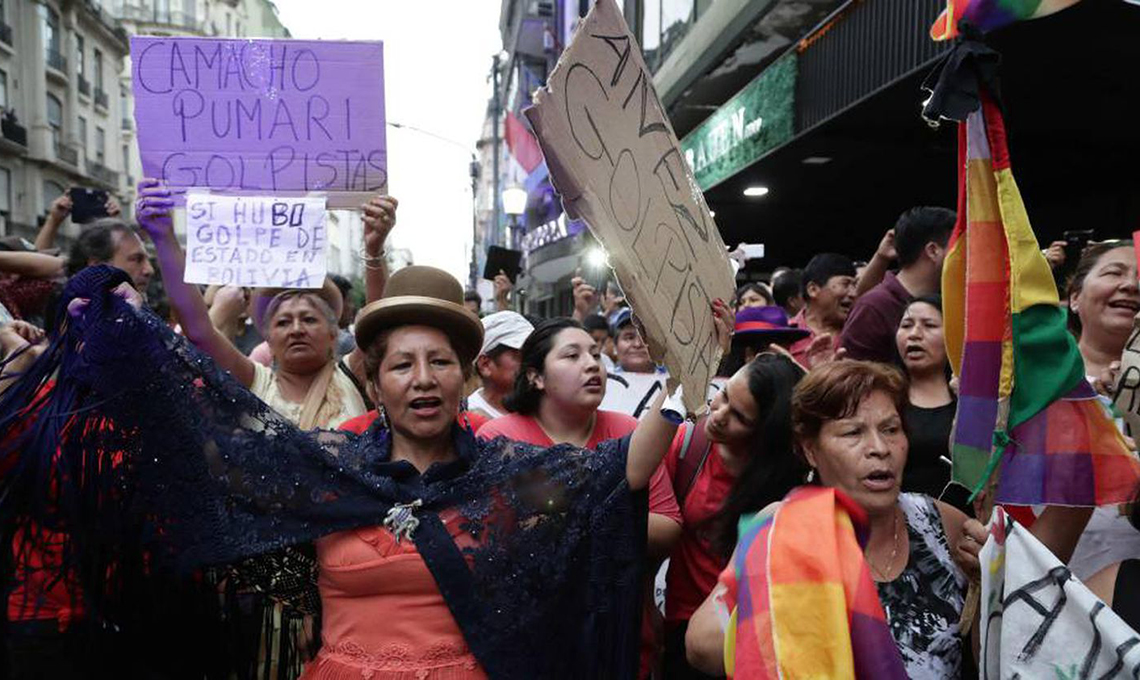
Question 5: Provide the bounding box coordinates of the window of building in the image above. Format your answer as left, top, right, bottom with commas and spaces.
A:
155, 0, 170, 23
39, 5, 61, 63
641, 0, 714, 71
0, 167, 11, 215
77, 115, 87, 148
641, 0, 661, 65
76, 34, 86, 78
94, 49, 104, 90
95, 126, 105, 163
45, 93, 63, 148
42, 180, 65, 214
0, 69, 7, 110
122, 144, 129, 175
120, 86, 129, 128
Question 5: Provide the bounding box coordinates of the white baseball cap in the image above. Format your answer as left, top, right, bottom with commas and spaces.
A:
480, 311, 534, 357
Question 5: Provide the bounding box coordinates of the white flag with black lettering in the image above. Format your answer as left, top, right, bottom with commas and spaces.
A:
981, 507, 1140, 678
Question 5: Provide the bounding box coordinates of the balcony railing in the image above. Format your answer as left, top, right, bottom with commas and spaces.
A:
46, 49, 67, 73
78, 77, 91, 96
87, 159, 119, 187
94, 88, 109, 109
118, 5, 201, 31
0, 21, 13, 47
55, 142, 78, 166
1, 116, 28, 147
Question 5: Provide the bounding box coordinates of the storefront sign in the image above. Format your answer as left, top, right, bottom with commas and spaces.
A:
131, 37, 386, 208
526, 0, 734, 415
681, 53, 797, 191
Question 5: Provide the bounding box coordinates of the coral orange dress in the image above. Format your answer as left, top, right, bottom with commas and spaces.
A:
301, 518, 487, 680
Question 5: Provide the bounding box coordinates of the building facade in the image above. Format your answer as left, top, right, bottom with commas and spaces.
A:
0, 0, 131, 245
477, 0, 638, 316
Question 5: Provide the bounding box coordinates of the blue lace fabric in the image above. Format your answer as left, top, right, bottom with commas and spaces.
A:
0, 266, 648, 679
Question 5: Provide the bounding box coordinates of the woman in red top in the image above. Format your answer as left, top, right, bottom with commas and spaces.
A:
478, 315, 730, 679
477, 317, 693, 555
661, 353, 806, 680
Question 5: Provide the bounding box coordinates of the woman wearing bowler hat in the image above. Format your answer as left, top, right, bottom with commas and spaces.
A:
0, 256, 731, 678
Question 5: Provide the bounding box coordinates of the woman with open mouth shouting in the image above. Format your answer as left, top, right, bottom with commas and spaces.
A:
685, 360, 975, 680
0, 262, 731, 680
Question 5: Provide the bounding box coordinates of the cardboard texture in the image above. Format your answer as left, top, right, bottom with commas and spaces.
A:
525, 0, 733, 415
184, 191, 328, 288
131, 37, 385, 208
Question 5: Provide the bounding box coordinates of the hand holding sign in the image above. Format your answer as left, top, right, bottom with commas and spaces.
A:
136, 178, 176, 239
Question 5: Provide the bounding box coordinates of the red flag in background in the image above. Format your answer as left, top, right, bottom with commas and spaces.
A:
505, 111, 544, 173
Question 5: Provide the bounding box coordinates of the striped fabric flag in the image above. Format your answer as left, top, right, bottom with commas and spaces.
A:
719, 486, 907, 680
931, 0, 1080, 40
942, 90, 1140, 506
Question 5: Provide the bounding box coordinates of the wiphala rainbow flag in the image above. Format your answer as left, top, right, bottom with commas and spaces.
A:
719, 487, 907, 680
931, 0, 1080, 40
942, 90, 1140, 506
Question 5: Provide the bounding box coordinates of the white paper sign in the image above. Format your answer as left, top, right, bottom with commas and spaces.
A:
184, 191, 328, 288
600, 371, 724, 420
981, 507, 1140, 678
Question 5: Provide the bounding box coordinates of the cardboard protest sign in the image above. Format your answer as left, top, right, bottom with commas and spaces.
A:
980, 508, 1140, 678
526, 0, 734, 415
132, 37, 385, 208
184, 192, 328, 288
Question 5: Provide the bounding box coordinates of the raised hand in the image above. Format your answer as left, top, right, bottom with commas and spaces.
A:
361, 195, 398, 256
135, 178, 175, 239
875, 228, 897, 262
48, 193, 73, 221
711, 298, 733, 355
493, 271, 513, 311
571, 273, 597, 320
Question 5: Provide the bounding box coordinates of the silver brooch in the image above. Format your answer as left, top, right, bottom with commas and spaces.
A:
383, 499, 423, 543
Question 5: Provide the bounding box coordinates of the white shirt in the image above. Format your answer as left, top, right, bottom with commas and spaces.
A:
467, 387, 505, 419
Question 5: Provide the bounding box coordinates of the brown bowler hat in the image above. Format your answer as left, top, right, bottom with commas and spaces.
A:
354, 266, 484, 366
250, 277, 344, 332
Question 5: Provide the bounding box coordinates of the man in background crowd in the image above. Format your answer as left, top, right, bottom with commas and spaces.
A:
468, 311, 534, 419
841, 207, 956, 363
770, 267, 804, 318
788, 254, 856, 368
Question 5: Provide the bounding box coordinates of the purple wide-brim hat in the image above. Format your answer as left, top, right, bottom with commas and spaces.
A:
732, 305, 811, 349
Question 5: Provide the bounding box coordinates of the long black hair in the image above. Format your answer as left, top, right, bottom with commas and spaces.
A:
709, 353, 807, 557
503, 317, 588, 416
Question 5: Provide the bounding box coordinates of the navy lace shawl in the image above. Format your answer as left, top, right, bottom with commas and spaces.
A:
0, 266, 647, 679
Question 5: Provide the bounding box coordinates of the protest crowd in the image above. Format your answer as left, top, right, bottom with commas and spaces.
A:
2, 1, 1140, 679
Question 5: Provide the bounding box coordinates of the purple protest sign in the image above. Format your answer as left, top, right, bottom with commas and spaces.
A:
131, 37, 386, 207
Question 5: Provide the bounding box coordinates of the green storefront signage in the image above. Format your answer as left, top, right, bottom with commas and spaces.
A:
681, 52, 797, 192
